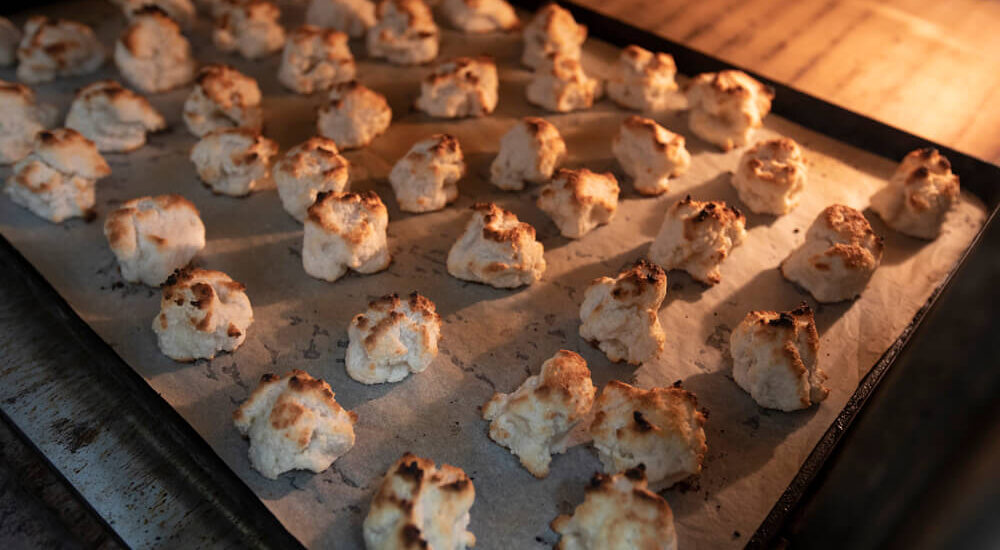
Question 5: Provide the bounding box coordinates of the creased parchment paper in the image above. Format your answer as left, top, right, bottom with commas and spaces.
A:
0, 2, 987, 548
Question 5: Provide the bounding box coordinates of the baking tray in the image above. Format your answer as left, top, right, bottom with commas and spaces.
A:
1, 0, 998, 548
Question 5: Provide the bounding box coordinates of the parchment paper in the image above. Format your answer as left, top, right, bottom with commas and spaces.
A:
0, 2, 987, 548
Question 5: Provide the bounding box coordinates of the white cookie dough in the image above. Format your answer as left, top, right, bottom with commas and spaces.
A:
732, 137, 807, 215
366, 0, 439, 65
612, 115, 690, 196
317, 81, 392, 149
16, 16, 105, 84
388, 133, 465, 213
190, 128, 278, 197
415, 56, 498, 118
607, 45, 679, 112
525, 53, 601, 113
153, 267, 253, 361
483, 350, 596, 478
104, 194, 206, 286
273, 136, 350, 221
447, 202, 546, 288
303, 190, 391, 282
686, 69, 774, 151
213, 0, 286, 59
490, 117, 566, 191
441, 0, 518, 33
65, 80, 166, 153
536, 168, 618, 239
871, 147, 960, 239
115, 7, 197, 94
346, 292, 441, 384
278, 25, 356, 94
649, 196, 747, 285
579, 259, 666, 365
233, 369, 357, 479
0, 80, 57, 165
183, 64, 263, 137
522, 3, 585, 68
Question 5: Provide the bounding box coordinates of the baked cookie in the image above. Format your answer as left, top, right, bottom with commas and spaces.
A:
366, 0, 439, 65
233, 370, 357, 479
483, 350, 596, 478
115, 7, 197, 94
104, 194, 206, 286
871, 147, 960, 239
0, 80, 58, 165
590, 380, 707, 486
153, 267, 253, 361
730, 304, 829, 411
537, 168, 618, 239
213, 0, 286, 59
4, 128, 110, 223
346, 292, 441, 384
415, 56, 499, 118
388, 134, 465, 213
525, 53, 601, 113
190, 128, 278, 196
273, 136, 350, 221
607, 45, 678, 112
447, 202, 546, 288
490, 117, 566, 191
780, 204, 883, 303
441, 0, 518, 33
303, 190, 391, 282
579, 259, 666, 365
115, 0, 197, 29
521, 3, 585, 69
732, 137, 807, 215
65, 80, 166, 153
183, 64, 263, 137
364, 453, 476, 550
305, 0, 376, 38
612, 115, 690, 196
686, 70, 773, 151
317, 81, 392, 149
551, 468, 677, 550
16, 16, 105, 84
649, 196, 746, 285
278, 25, 356, 94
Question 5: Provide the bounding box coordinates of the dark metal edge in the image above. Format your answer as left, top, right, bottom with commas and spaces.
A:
506, 0, 1000, 546
0, 235, 306, 550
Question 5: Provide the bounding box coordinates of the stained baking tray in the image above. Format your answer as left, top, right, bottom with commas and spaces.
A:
1, 0, 999, 548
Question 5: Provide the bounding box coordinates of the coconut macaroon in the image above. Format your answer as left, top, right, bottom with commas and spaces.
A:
388, 134, 465, 213
590, 380, 707, 486
65, 81, 166, 153
490, 117, 566, 192
115, 0, 197, 29
579, 259, 667, 365
537, 168, 619, 239
153, 267, 253, 361
273, 137, 350, 221
183, 64, 263, 137
730, 304, 829, 412
415, 56, 499, 118
303, 190, 391, 282
346, 292, 442, 385
367, 0, 439, 65
213, 0, 286, 59
441, 0, 519, 33
732, 138, 808, 215
607, 45, 679, 113
551, 468, 677, 550
103, 195, 206, 286
612, 115, 691, 196
4, 129, 110, 223
871, 147, 960, 240
190, 128, 278, 197
15, 16, 105, 84
317, 81, 392, 149
0, 17, 22, 66
686, 70, 774, 151
649, 196, 747, 285
363, 453, 476, 550
482, 350, 596, 478
780, 204, 883, 303
0, 80, 58, 165
115, 8, 197, 95
447, 202, 546, 288
526, 53, 602, 113
278, 25, 356, 94
306, 0, 375, 38
233, 370, 357, 480
521, 3, 586, 69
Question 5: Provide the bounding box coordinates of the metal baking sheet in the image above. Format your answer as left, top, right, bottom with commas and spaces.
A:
0, 1, 995, 548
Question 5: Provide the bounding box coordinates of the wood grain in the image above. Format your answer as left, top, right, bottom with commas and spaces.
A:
577, 0, 1000, 165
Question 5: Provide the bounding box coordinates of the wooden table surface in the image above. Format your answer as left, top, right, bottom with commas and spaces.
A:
576, 0, 1000, 165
